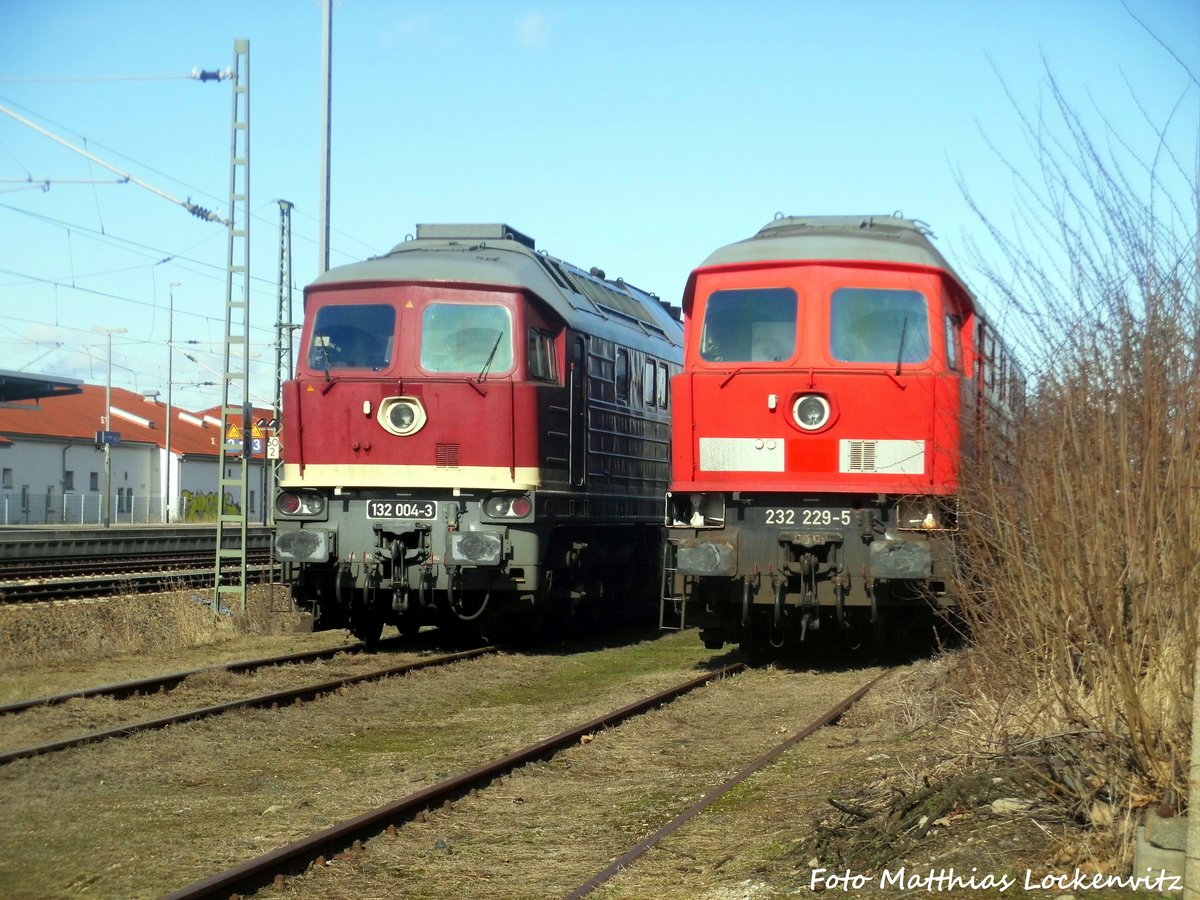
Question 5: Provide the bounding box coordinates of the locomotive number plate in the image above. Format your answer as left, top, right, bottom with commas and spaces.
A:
765, 508, 852, 527
366, 500, 437, 520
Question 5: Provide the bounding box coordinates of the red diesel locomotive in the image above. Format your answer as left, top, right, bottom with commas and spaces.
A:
663, 214, 1022, 654
274, 224, 682, 642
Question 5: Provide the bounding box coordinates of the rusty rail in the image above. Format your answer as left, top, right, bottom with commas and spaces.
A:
0, 647, 495, 766
162, 662, 747, 900
564, 669, 890, 898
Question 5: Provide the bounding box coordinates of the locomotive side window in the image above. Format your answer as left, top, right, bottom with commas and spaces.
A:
527, 328, 557, 382
830, 288, 930, 364
945, 314, 962, 371
616, 349, 631, 403
308, 304, 394, 370
699, 288, 797, 362
421, 303, 513, 375
657, 361, 669, 408
643, 359, 657, 406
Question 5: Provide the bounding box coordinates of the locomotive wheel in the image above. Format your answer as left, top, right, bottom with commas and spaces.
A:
349, 606, 385, 645
699, 627, 726, 650
739, 621, 767, 665
395, 609, 422, 638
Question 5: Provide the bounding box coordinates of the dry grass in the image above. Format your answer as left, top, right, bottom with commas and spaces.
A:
264, 664, 882, 900
0, 629, 724, 898
0, 583, 348, 703
953, 63, 1198, 864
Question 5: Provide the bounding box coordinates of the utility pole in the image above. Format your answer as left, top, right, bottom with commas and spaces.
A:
165, 282, 180, 522
92, 325, 126, 527
318, 0, 332, 275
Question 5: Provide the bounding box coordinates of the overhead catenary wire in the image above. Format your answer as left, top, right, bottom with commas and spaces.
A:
0, 101, 230, 225
0, 70, 229, 84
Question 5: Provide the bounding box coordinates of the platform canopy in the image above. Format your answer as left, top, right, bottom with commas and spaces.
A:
0, 369, 84, 403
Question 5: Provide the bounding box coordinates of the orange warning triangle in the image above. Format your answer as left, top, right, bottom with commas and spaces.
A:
226, 423, 242, 440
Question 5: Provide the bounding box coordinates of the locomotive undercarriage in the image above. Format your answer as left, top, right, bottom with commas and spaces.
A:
664, 491, 955, 656
278, 490, 661, 643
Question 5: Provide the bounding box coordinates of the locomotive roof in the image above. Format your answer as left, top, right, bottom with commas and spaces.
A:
309, 224, 682, 353
698, 215, 972, 292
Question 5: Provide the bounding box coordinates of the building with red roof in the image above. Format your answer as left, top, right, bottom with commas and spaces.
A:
0, 383, 271, 525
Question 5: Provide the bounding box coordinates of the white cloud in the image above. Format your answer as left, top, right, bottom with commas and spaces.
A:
516, 11, 548, 50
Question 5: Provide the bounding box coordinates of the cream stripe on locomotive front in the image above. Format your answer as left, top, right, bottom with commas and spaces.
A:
698, 437, 785, 472
695, 437, 927, 475
279, 463, 541, 490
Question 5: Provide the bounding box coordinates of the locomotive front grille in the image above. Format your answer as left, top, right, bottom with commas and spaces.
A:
845, 440, 877, 472
436, 443, 461, 468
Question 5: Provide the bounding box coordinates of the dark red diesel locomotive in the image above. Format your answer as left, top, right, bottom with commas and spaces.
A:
274, 224, 682, 642
663, 214, 1022, 654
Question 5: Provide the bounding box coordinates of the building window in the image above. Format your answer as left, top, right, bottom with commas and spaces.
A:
89, 472, 99, 492
20, 485, 29, 512
2, 468, 12, 489
63, 471, 75, 492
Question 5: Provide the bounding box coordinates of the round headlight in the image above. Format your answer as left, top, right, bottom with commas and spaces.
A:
509, 496, 533, 517
792, 394, 830, 431
483, 496, 509, 517
388, 403, 416, 431
277, 493, 301, 515
378, 397, 426, 436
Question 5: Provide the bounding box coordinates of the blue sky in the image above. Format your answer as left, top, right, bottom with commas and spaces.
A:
1, 0, 1196, 411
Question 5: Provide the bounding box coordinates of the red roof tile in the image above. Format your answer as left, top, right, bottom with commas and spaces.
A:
0, 384, 269, 458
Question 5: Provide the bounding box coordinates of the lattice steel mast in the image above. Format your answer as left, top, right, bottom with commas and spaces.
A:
270, 198, 294, 522
213, 39, 251, 613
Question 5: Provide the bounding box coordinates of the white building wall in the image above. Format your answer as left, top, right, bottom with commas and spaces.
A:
0, 438, 267, 526
0, 437, 159, 525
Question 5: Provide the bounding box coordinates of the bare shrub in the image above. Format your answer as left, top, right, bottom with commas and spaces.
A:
954, 62, 1198, 861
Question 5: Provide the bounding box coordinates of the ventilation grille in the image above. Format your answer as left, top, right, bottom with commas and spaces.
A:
436, 443, 460, 468
845, 440, 878, 472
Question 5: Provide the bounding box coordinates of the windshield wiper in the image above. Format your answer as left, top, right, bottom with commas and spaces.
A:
895, 314, 909, 376
477, 332, 504, 383
314, 337, 333, 382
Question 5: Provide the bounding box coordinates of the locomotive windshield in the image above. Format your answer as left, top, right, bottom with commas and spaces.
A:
829, 288, 931, 364
420, 303, 514, 375
699, 288, 797, 362
307, 304, 395, 370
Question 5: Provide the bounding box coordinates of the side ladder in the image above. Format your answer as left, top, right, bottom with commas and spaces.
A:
658, 538, 691, 630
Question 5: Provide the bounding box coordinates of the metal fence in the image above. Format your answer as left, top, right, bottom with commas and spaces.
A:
0, 492, 246, 526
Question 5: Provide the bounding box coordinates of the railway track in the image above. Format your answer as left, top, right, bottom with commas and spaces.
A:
161, 666, 887, 900
0, 550, 279, 602
0, 645, 495, 766
0, 524, 277, 602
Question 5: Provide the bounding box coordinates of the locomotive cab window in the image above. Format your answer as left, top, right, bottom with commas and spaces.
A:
421, 303, 513, 375
830, 288, 930, 364
699, 288, 797, 362
308, 304, 395, 370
